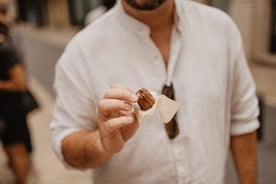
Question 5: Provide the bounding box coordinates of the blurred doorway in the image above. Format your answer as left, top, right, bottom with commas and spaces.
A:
68, 0, 100, 26
16, 0, 47, 26
270, 0, 276, 53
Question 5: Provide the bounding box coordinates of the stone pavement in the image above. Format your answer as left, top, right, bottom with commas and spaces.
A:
0, 62, 276, 183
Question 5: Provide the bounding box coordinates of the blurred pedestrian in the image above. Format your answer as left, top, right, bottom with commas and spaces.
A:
0, 0, 17, 24
0, 14, 32, 184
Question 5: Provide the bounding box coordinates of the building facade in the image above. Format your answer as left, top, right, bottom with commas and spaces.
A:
15, 0, 275, 64
16, 0, 101, 28
199, 0, 275, 67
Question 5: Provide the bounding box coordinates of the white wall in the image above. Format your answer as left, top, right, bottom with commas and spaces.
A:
14, 26, 75, 93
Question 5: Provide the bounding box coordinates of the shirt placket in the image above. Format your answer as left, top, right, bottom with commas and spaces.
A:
141, 24, 191, 183
140, 30, 167, 91
169, 27, 192, 183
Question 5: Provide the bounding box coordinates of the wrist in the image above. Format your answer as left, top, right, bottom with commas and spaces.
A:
97, 130, 114, 158
239, 178, 257, 184
83, 130, 113, 168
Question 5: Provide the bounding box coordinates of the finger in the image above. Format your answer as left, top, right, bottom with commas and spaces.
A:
98, 99, 133, 116
102, 116, 134, 132
117, 109, 134, 117
110, 83, 133, 92
104, 88, 138, 102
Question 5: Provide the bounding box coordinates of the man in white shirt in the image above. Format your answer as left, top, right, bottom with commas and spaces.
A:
51, 0, 260, 183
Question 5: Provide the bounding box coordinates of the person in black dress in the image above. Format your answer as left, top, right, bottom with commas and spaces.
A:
0, 20, 32, 184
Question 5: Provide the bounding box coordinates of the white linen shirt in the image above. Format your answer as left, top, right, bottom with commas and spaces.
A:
51, 0, 260, 183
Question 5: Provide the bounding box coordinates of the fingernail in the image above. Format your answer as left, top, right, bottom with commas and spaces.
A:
124, 102, 132, 110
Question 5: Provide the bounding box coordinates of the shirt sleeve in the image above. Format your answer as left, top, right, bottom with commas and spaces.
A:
50, 38, 98, 167
229, 20, 260, 136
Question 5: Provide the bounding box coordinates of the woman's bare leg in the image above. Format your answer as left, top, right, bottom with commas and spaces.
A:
4, 143, 30, 184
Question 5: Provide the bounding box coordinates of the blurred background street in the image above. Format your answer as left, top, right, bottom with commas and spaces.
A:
0, 0, 276, 183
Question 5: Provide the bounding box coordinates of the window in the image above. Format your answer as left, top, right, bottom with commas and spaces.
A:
270, 0, 276, 53
16, 0, 47, 26
68, 0, 100, 26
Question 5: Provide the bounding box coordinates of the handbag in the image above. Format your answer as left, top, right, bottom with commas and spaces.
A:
22, 90, 39, 114
0, 117, 5, 137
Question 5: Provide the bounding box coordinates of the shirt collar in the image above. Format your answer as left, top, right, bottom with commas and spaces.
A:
115, 1, 150, 36
114, 0, 183, 36
174, 0, 183, 35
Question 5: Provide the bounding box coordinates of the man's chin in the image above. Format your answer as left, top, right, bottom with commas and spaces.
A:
124, 0, 166, 11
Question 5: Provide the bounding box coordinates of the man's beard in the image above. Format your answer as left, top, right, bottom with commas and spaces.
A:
124, 0, 167, 11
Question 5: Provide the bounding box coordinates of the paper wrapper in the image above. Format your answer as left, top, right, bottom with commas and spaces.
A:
134, 92, 181, 124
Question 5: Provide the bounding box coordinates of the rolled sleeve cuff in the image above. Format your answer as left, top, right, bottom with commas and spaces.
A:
231, 119, 260, 136
51, 127, 82, 169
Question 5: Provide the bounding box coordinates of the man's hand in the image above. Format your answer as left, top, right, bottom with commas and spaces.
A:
97, 84, 139, 155
62, 84, 139, 169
